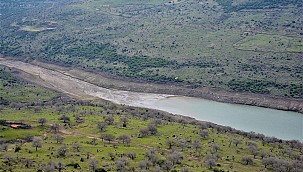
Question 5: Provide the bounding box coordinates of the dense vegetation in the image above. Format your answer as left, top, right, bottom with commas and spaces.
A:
0, 0, 302, 98
0, 68, 302, 172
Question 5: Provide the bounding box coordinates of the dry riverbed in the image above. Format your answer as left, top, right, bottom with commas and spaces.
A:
0, 58, 173, 108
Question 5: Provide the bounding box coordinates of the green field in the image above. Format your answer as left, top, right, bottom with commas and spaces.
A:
234, 34, 303, 53
1, 100, 302, 172
20, 26, 54, 32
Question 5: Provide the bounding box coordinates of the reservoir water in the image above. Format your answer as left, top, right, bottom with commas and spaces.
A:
151, 96, 303, 142
0, 59, 302, 142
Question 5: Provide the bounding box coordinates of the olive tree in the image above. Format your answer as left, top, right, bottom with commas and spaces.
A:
89, 158, 98, 171
168, 151, 183, 165
200, 129, 209, 139
54, 134, 65, 144
161, 160, 173, 172
72, 141, 82, 152
241, 156, 254, 165
120, 117, 128, 127
50, 123, 60, 133
102, 134, 115, 144
38, 118, 47, 126
58, 114, 70, 123
57, 144, 69, 157
118, 134, 131, 145
32, 136, 43, 151
104, 116, 114, 125
206, 157, 216, 169
97, 121, 108, 132
21, 158, 33, 168
116, 158, 128, 171
212, 143, 220, 152
192, 139, 202, 151
148, 124, 158, 135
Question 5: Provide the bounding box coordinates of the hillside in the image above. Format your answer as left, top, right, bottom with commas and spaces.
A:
0, 0, 302, 99
1, 1, 303, 171
0, 65, 303, 172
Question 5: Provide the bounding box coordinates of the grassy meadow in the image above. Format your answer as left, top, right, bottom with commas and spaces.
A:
1, 101, 303, 172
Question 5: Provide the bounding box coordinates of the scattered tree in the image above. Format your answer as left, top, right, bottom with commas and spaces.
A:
57, 161, 64, 172
200, 129, 209, 139
3, 155, 16, 168
21, 158, 33, 168
104, 116, 114, 125
168, 151, 183, 164
57, 144, 69, 157
32, 136, 42, 151
54, 134, 65, 144
177, 138, 187, 151
148, 124, 158, 135
116, 158, 128, 171
44, 161, 56, 172
232, 139, 242, 147
72, 141, 81, 152
241, 156, 253, 165
192, 139, 202, 151
0, 143, 9, 152
248, 145, 259, 158
127, 152, 137, 160
97, 121, 108, 132
145, 151, 159, 165
38, 118, 47, 126
161, 160, 173, 172
58, 114, 70, 123
120, 117, 128, 127
0, 138, 5, 144
260, 152, 267, 159
103, 134, 115, 144
139, 161, 147, 170
167, 139, 174, 149
15, 146, 21, 152
118, 134, 131, 145
89, 158, 98, 171
212, 143, 220, 152
262, 157, 276, 168
206, 157, 216, 169
50, 123, 60, 133
139, 128, 150, 137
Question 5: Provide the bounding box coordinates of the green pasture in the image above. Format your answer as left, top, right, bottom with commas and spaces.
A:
0, 103, 301, 171
234, 34, 303, 53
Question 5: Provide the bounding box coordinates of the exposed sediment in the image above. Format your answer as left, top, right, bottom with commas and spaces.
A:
0, 57, 302, 113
